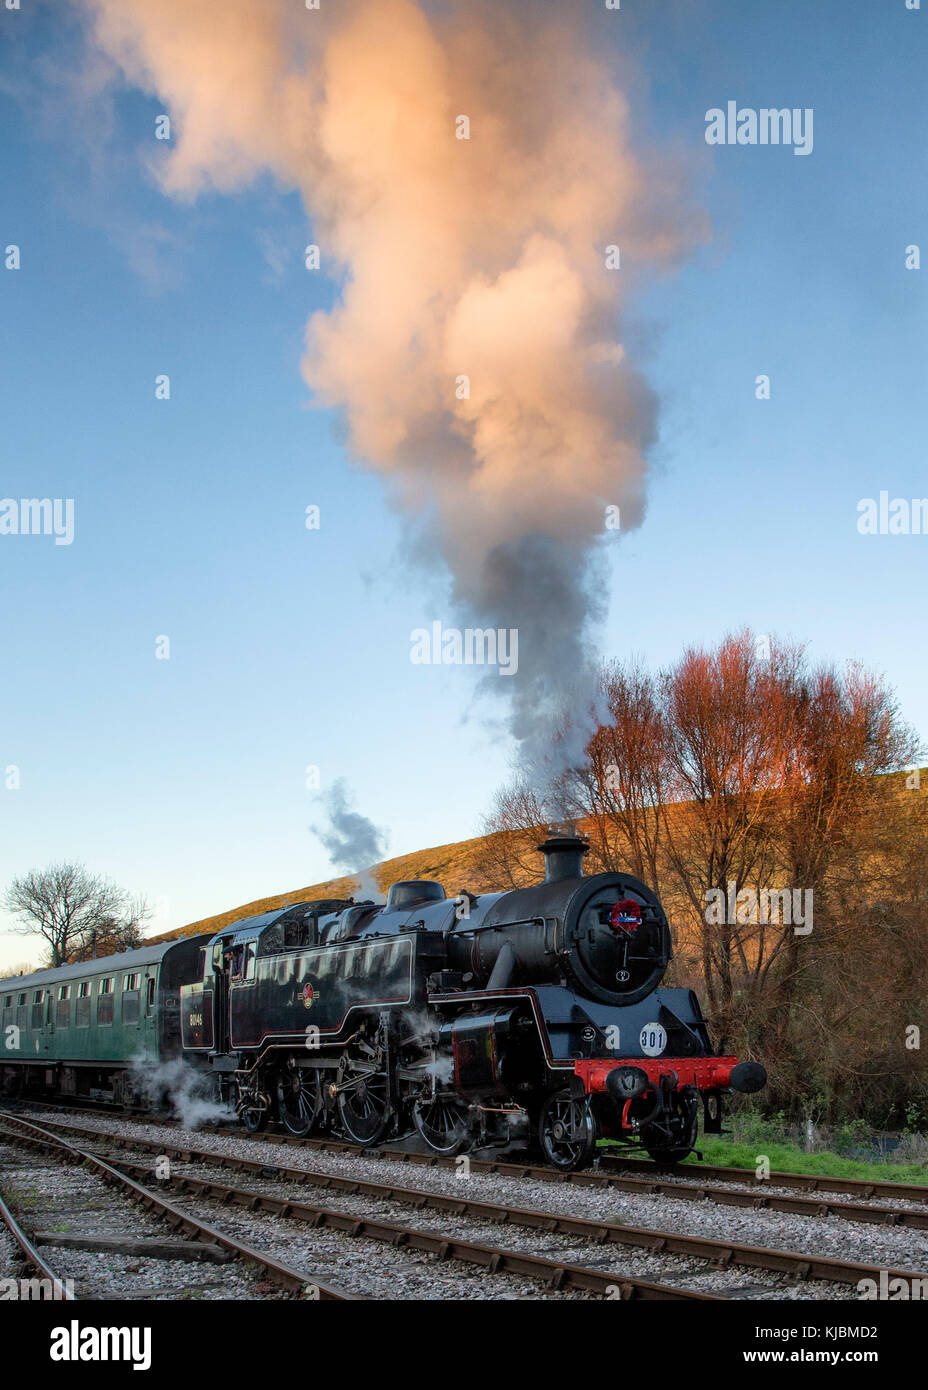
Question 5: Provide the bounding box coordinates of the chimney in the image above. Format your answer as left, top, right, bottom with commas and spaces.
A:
537, 825, 589, 883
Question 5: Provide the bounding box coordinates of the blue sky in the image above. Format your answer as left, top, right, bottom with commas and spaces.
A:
1, 0, 925, 968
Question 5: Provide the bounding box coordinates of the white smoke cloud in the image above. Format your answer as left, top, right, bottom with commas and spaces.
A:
128, 1054, 234, 1129
81, 0, 701, 801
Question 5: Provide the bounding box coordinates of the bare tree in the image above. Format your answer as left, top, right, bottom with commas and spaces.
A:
481, 629, 924, 1116
481, 781, 548, 888
647, 633, 796, 1035
3, 864, 150, 967
775, 661, 919, 896
0, 961, 37, 980
573, 660, 666, 888
760, 663, 922, 1104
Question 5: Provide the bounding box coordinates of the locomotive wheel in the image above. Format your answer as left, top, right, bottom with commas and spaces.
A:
644, 1087, 699, 1168
239, 1101, 268, 1133
235, 1077, 269, 1133
538, 1091, 597, 1172
277, 1068, 324, 1137
645, 1147, 692, 1170
336, 1061, 390, 1145
412, 1095, 470, 1155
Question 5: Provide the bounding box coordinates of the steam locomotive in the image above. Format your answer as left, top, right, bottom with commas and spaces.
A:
0, 830, 764, 1170
177, 829, 767, 1170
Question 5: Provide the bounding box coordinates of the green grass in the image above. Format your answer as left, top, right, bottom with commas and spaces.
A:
693, 1135, 928, 1184
599, 1135, 928, 1185
2, 1184, 43, 1209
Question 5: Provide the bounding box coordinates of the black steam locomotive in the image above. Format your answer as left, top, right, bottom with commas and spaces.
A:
180, 831, 766, 1170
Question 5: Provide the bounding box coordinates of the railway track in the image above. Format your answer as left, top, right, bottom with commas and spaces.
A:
10, 1098, 927, 1207
598, 1150, 928, 1205
10, 1100, 928, 1229
243, 1130, 928, 1230
0, 1185, 75, 1301
0, 1112, 716, 1300
0, 1115, 355, 1300
7, 1109, 927, 1299
126, 1113, 928, 1229
169, 1117, 928, 1209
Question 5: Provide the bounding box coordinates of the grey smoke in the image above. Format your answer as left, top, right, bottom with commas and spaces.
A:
466, 532, 614, 812
312, 779, 388, 899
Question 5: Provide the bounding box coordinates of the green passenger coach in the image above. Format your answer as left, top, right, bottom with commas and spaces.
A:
0, 934, 210, 1105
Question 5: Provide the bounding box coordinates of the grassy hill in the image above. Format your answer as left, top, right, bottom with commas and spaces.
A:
146, 826, 536, 944
149, 769, 928, 947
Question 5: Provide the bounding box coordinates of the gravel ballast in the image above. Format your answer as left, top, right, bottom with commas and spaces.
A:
20, 1111, 928, 1300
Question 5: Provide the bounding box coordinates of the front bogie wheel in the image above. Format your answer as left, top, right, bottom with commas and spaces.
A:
645, 1146, 693, 1169
644, 1087, 699, 1169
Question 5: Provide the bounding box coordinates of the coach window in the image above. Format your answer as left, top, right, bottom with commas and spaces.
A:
76, 980, 92, 1028
2, 996, 9, 1010
56, 984, 71, 1029
146, 977, 156, 1012
98, 976, 115, 1027
123, 973, 141, 1025
31, 989, 44, 1029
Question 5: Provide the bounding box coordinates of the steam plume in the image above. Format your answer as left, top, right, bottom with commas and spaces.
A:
82, 0, 698, 800
311, 779, 387, 899
128, 1054, 234, 1129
